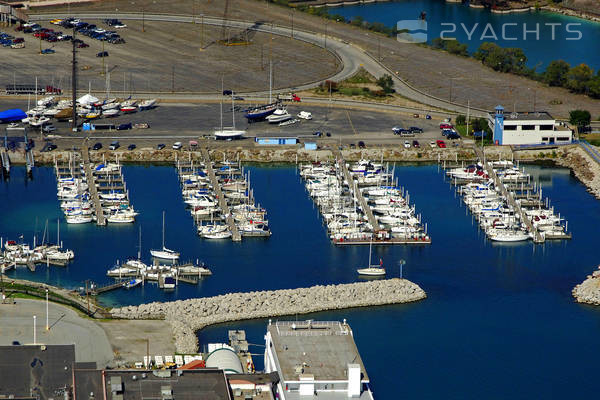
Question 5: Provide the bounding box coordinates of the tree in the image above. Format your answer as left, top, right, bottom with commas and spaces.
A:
569, 109, 591, 128
456, 114, 466, 126
543, 60, 571, 87
589, 77, 600, 99
376, 74, 395, 94
566, 64, 594, 93
445, 40, 469, 57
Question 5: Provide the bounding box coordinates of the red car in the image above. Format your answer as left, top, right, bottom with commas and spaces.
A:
436, 140, 446, 148
77, 42, 89, 48
439, 123, 453, 129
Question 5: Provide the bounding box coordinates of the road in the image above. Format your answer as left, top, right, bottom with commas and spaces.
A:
30, 12, 490, 117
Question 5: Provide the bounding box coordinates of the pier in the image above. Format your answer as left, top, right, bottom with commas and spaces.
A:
473, 147, 544, 243
333, 149, 381, 233
81, 143, 106, 226
1, 148, 10, 176
200, 148, 241, 242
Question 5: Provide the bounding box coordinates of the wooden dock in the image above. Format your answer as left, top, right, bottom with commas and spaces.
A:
333, 149, 381, 233
201, 148, 241, 242
81, 143, 106, 226
474, 147, 544, 243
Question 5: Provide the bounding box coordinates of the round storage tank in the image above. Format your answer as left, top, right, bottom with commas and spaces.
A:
205, 348, 243, 374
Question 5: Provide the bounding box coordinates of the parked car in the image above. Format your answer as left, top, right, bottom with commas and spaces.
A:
403, 140, 411, 149
358, 141, 366, 149
157, 143, 165, 150
96, 51, 109, 57
429, 141, 436, 148
436, 140, 446, 148
42, 124, 56, 133
426, 114, 432, 120
41, 48, 55, 54
222, 89, 233, 95
127, 144, 136, 151
392, 126, 408, 135
45, 143, 57, 152
92, 142, 102, 150
117, 123, 132, 130
412, 140, 420, 148
172, 142, 183, 150
409, 126, 423, 134
109, 141, 120, 150
440, 123, 453, 130
313, 131, 322, 137
77, 42, 89, 48
413, 114, 419, 118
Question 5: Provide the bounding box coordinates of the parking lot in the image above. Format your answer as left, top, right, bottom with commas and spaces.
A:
0, 17, 338, 94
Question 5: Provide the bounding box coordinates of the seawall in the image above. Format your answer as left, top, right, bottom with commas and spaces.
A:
573, 266, 600, 305
111, 278, 427, 353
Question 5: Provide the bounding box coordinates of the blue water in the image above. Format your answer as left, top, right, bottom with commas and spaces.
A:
2, 163, 600, 399
330, 0, 600, 70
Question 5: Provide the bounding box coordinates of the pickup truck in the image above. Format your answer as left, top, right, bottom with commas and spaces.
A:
277, 93, 301, 102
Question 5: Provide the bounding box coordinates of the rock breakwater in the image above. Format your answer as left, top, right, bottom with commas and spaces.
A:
111, 279, 426, 353
573, 266, 600, 305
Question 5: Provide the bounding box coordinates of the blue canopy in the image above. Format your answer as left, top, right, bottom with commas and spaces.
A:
473, 131, 489, 138
0, 109, 27, 123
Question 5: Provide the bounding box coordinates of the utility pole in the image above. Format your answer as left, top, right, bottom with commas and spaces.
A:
142, 6, 145, 33
201, 14, 204, 49
33, 315, 37, 345
45, 289, 49, 331
291, 9, 294, 39
71, 28, 78, 132
85, 280, 90, 314
171, 65, 175, 93
378, 37, 381, 61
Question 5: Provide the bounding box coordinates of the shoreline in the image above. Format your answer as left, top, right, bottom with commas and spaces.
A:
110, 278, 427, 353
573, 265, 600, 305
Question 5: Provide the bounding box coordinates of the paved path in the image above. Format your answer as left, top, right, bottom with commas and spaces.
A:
0, 298, 113, 366
30, 12, 490, 117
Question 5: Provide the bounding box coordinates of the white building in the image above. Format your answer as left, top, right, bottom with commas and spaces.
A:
264, 320, 374, 399
491, 105, 572, 146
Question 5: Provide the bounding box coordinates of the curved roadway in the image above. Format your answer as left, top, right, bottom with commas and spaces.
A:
31, 12, 489, 117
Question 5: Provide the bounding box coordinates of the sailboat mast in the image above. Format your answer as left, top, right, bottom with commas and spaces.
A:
269, 60, 272, 103
138, 226, 141, 260
231, 92, 236, 129
368, 239, 372, 267
162, 211, 166, 249
220, 75, 224, 131
57, 218, 60, 247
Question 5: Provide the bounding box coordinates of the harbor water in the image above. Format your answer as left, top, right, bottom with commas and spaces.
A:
330, 0, 600, 70
2, 163, 600, 399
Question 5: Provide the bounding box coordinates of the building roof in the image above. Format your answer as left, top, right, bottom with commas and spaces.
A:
267, 321, 369, 383
496, 111, 555, 121
0, 344, 75, 400
74, 368, 232, 400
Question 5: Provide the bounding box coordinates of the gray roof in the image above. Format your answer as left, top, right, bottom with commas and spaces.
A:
267, 321, 370, 382
0, 344, 75, 400
74, 368, 232, 400
494, 111, 555, 121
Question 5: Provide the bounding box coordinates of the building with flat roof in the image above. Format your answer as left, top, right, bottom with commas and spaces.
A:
491, 105, 572, 145
263, 320, 374, 399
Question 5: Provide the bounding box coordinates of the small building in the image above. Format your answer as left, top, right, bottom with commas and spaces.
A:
264, 320, 375, 399
205, 346, 244, 374
491, 105, 572, 146
304, 142, 317, 151
255, 137, 298, 146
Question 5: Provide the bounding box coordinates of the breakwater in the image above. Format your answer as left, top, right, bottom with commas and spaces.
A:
110, 278, 426, 353
572, 266, 600, 305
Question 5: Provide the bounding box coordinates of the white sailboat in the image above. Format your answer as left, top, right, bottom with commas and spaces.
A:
357, 239, 386, 276
214, 77, 246, 139
150, 211, 180, 260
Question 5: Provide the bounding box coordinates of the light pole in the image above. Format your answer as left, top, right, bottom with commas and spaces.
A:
45, 289, 49, 331
398, 259, 406, 279
291, 9, 294, 39
33, 315, 37, 344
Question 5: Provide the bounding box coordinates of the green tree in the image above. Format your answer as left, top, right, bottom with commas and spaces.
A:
445, 40, 469, 57
569, 109, 591, 127
351, 16, 364, 27
456, 114, 466, 126
566, 64, 594, 93
589, 77, 600, 99
376, 74, 395, 94
543, 60, 571, 87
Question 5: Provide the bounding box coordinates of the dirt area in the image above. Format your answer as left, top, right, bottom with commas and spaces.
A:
96, 319, 176, 366
0, 18, 339, 94
33, 0, 600, 119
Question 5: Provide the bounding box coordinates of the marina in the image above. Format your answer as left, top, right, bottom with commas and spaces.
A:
444, 152, 572, 243
300, 154, 430, 245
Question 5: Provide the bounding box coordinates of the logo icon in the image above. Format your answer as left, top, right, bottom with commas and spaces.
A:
397, 20, 428, 44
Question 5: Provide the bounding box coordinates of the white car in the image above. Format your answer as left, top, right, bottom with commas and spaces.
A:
429, 141, 436, 148
172, 142, 183, 150
404, 140, 411, 149
298, 111, 312, 120
114, 24, 127, 29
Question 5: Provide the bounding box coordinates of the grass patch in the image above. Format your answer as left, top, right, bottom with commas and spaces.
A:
343, 68, 375, 84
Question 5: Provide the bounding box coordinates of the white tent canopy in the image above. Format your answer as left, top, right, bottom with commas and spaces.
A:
77, 94, 99, 105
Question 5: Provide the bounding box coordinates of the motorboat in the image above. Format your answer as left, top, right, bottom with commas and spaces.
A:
107, 212, 135, 223
138, 99, 157, 110
66, 214, 93, 224
101, 102, 120, 111
120, 105, 137, 113
150, 211, 180, 260
103, 109, 120, 118
297, 111, 312, 120
266, 108, 292, 124
487, 228, 530, 242
124, 278, 143, 289
202, 230, 232, 239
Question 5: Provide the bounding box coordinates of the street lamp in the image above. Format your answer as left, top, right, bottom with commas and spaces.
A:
45, 289, 49, 331
33, 315, 37, 345
398, 259, 406, 279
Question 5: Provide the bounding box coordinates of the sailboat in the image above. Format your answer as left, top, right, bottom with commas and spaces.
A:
214, 77, 246, 139
357, 239, 386, 276
245, 61, 278, 121
126, 226, 148, 269
150, 211, 180, 260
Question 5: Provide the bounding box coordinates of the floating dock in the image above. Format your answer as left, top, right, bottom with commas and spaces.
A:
81, 144, 107, 226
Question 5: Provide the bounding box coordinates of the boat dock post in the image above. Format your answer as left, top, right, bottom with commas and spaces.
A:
332, 148, 381, 233
201, 147, 242, 242
473, 146, 544, 243
0, 148, 10, 177
81, 141, 106, 226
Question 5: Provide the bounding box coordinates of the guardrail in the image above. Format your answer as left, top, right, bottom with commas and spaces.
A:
580, 140, 600, 165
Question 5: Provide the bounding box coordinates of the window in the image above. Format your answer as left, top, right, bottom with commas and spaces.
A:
521, 125, 535, 130
540, 125, 554, 130
542, 137, 549, 142
557, 137, 570, 141
504, 125, 517, 130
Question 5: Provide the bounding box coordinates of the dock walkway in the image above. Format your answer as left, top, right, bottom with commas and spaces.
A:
332, 149, 381, 233
200, 148, 241, 242
81, 142, 106, 226
474, 147, 543, 243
